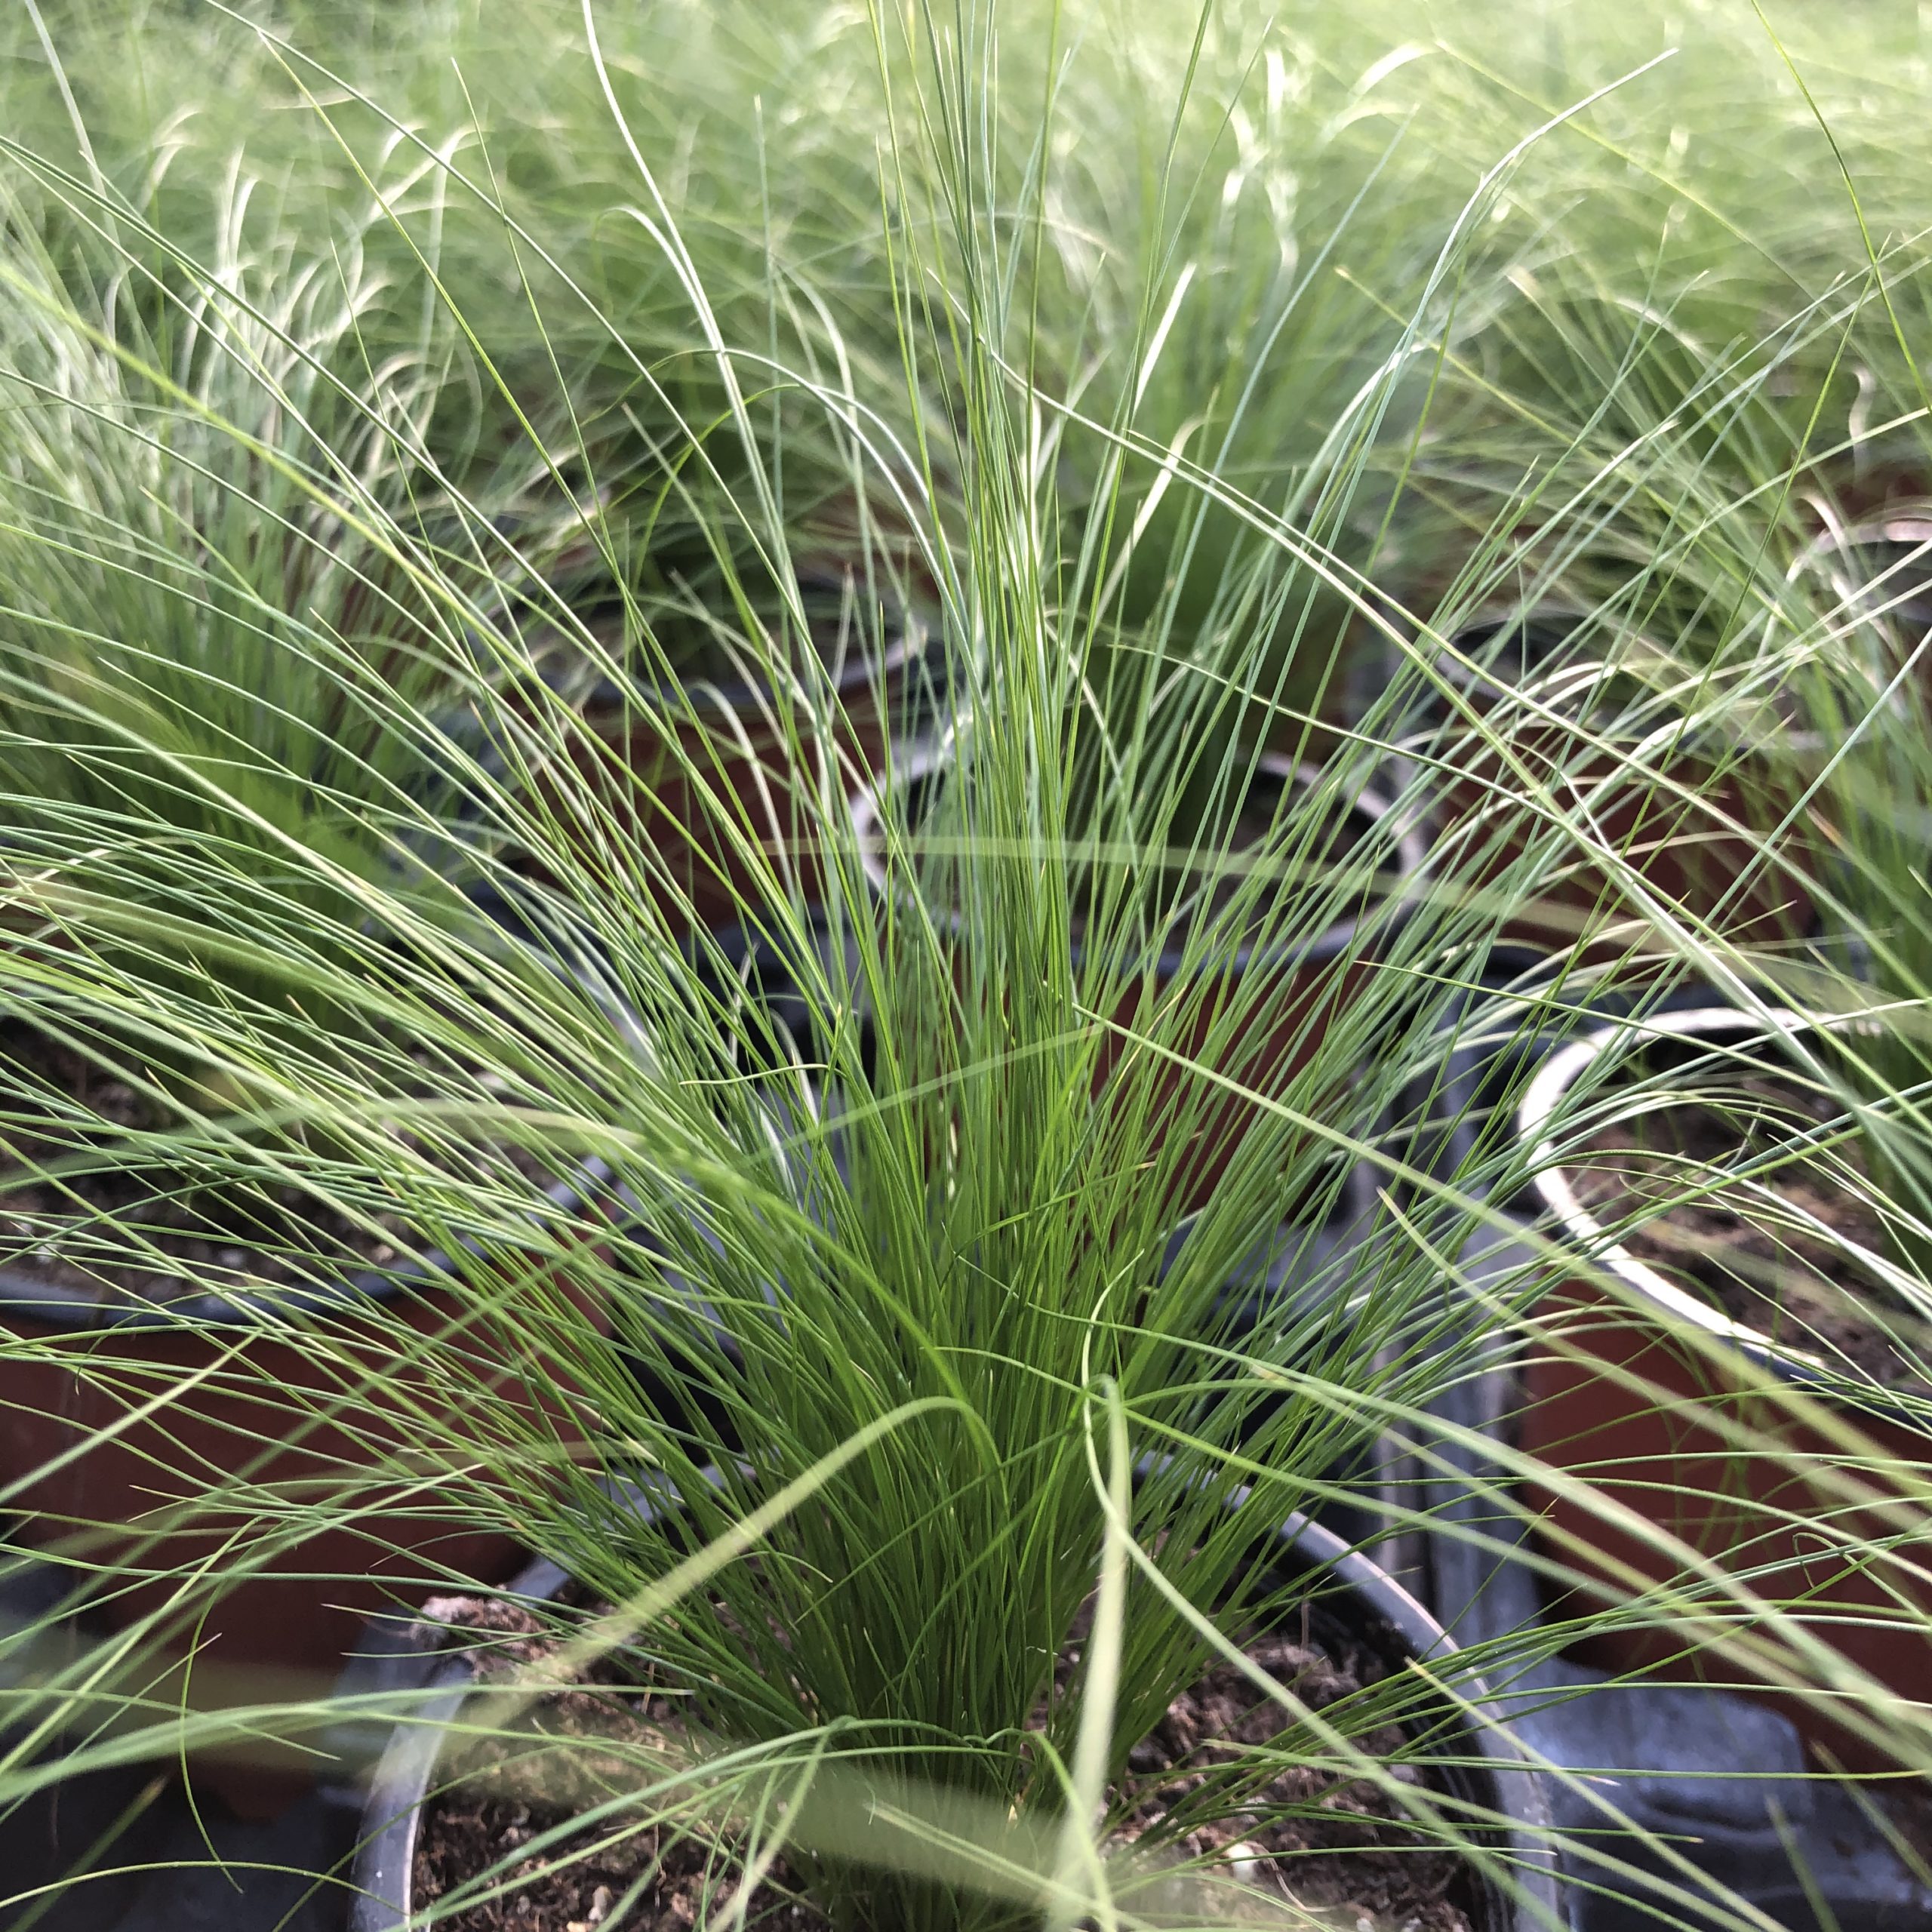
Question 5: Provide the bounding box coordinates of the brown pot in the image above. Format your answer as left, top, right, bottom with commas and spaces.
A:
1094, 758, 1428, 1213
1414, 614, 1813, 960
1512, 1005, 1932, 1771
0, 1164, 611, 1818
534, 583, 945, 933
851, 745, 1429, 1213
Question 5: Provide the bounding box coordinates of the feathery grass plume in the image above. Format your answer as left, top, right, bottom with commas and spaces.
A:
0, 141, 638, 1313
0, 156, 502, 1043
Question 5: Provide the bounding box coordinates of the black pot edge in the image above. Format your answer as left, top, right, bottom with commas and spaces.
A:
503, 600, 937, 721
343, 1543, 570, 1932
850, 742, 1434, 984
0, 1157, 614, 1336
343, 1494, 1558, 1932
1417, 1238, 1932, 1932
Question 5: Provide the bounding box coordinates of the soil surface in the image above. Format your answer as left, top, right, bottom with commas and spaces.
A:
414, 1591, 1477, 1932
1567, 1066, 1932, 1392
0, 1026, 568, 1308
1102, 1625, 1472, 1932
412, 1590, 819, 1932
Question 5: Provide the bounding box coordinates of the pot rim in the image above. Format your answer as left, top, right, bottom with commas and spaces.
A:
345, 1480, 1556, 1932
1518, 1001, 1919, 1395
612, 617, 921, 721
0, 897, 636, 1335
1419, 604, 1753, 774
344, 1540, 575, 1932
523, 573, 929, 725
1792, 508, 1932, 637
477, 507, 935, 718
1797, 500, 1932, 566
0, 1156, 612, 1335
1425, 598, 1611, 715
848, 739, 1432, 979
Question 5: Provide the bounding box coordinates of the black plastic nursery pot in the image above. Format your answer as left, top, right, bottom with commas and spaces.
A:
1411, 607, 1812, 962
0, 1558, 177, 1929
1512, 1004, 1932, 1772
347, 1491, 1556, 1932
850, 740, 1430, 1214
1158, 1164, 1433, 1558
0, 1152, 613, 1820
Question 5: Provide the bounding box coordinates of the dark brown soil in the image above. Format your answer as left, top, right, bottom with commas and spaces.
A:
0, 1026, 568, 1308
413, 1592, 818, 1932
1567, 1069, 1932, 1393
1092, 1625, 1469, 1932
414, 1594, 1475, 1932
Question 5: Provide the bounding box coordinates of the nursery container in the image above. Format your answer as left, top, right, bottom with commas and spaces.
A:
851, 741, 1429, 1211
347, 1493, 1556, 1932
1412, 609, 1811, 961
533, 564, 950, 931
0, 1158, 611, 1818
1160, 1164, 1428, 1561
1513, 1004, 1932, 1771
0, 1559, 174, 1927
1800, 500, 1932, 672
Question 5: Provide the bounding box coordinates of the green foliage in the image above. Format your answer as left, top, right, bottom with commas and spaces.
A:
0, 3, 1930, 1929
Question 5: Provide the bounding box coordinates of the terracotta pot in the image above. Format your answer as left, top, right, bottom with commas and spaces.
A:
346, 1492, 1557, 1932
1097, 758, 1428, 1213
0, 1160, 611, 1817
850, 744, 1429, 1213
1513, 1004, 1932, 1771
1413, 611, 1812, 961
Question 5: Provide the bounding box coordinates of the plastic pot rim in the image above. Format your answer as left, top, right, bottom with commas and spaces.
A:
0, 1153, 613, 1336
519, 598, 928, 726
848, 737, 1432, 980
1517, 1001, 1921, 1407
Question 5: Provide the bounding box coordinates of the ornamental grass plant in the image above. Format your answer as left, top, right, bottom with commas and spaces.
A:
0, 3, 1927, 1930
